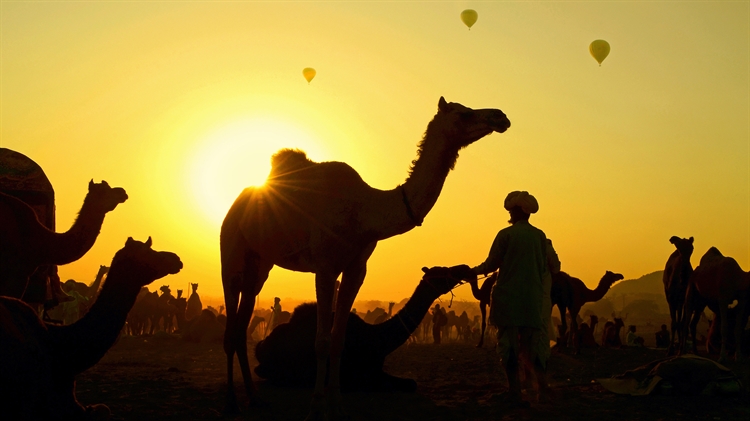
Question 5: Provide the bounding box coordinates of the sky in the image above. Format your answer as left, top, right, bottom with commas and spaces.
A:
2, 1, 748, 307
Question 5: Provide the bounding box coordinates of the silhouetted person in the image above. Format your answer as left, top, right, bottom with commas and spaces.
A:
271, 297, 283, 329
655, 324, 670, 348
431, 304, 447, 344
626, 325, 644, 347
468, 191, 555, 407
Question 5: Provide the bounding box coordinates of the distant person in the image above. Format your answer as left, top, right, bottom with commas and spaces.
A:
271, 297, 283, 329
467, 191, 555, 407
655, 324, 670, 348
626, 325, 644, 347
431, 304, 447, 344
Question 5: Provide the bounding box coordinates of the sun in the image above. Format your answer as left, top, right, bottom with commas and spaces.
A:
187, 116, 325, 226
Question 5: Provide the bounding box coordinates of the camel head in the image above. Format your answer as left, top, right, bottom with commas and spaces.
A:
433, 97, 511, 149
176, 289, 183, 299
88, 180, 129, 212
603, 271, 624, 286
669, 236, 694, 259
108, 237, 182, 288
419, 264, 474, 296
191, 283, 199, 292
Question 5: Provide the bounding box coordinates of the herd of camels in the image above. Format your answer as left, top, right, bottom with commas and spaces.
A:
0, 97, 748, 420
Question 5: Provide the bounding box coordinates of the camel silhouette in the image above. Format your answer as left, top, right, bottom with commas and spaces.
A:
685, 247, 749, 361
220, 97, 510, 418
254, 265, 473, 392
663, 236, 696, 354
0, 237, 181, 420
466, 271, 497, 347
0, 180, 127, 299
551, 270, 623, 350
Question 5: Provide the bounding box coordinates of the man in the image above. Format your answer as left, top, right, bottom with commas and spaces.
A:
655, 324, 670, 348
469, 191, 557, 407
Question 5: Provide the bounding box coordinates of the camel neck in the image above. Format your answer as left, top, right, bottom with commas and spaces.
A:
47, 271, 141, 376
377, 282, 438, 355
44, 196, 107, 265
400, 129, 457, 225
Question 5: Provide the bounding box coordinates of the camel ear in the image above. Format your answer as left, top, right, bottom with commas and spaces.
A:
101, 180, 110, 187
438, 97, 448, 112
145, 236, 152, 247
126, 237, 135, 246
689, 237, 694, 243
89, 179, 94, 190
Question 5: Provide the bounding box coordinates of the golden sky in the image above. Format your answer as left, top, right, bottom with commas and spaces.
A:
2, 1, 748, 306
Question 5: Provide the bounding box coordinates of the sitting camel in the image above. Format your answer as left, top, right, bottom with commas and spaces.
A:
551, 270, 624, 349
466, 271, 497, 347
254, 265, 474, 392
684, 247, 750, 361
221, 97, 510, 416
0, 237, 181, 420
574, 314, 599, 349
0, 180, 128, 301
373, 302, 395, 324
601, 316, 626, 348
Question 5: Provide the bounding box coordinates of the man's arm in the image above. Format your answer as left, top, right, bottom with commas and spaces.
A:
472, 230, 508, 276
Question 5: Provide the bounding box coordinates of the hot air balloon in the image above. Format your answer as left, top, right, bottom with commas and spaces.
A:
302, 67, 316, 84
589, 40, 610, 66
461, 9, 478, 30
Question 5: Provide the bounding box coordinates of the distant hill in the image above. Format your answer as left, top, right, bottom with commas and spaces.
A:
608, 270, 664, 297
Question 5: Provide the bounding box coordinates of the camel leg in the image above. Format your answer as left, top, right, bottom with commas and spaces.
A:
718, 303, 730, 363
306, 268, 339, 421
733, 300, 747, 360
330, 247, 375, 420
558, 306, 567, 347
223, 273, 242, 413
570, 310, 581, 355
668, 299, 680, 355
477, 304, 486, 348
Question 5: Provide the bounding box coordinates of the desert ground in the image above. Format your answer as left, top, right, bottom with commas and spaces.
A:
75, 332, 750, 421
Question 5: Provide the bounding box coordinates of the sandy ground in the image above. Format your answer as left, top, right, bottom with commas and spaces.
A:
75, 334, 750, 421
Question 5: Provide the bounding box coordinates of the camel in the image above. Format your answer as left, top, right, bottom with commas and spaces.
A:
220, 97, 510, 417
551, 270, 624, 349
254, 265, 473, 392
466, 271, 497, 347
186, 283, 203, 321
0, 237, 181, 420
574, 314, 599, 349
373, 302, 395, 324
663, 236, 696, 354
0, 180, 128, 300
684, 247, 750, 361
126, 288, 158, 335
601, 317, 625, 348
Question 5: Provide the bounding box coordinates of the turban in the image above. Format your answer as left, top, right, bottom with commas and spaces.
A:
504, 191, 539, 214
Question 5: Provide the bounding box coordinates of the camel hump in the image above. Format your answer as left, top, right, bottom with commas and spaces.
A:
700, 247, 724, 267
270, 149, 314, 178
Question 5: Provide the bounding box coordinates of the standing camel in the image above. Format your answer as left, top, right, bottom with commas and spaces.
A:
685, 247, 749, 362
551, 270, 624, 349
0, 180, 128, 299
662, 236, 695, 354
220, 97, 510, 418
466, 271, 497, 347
